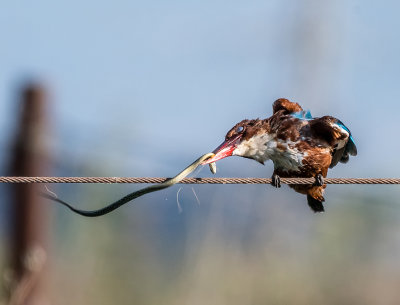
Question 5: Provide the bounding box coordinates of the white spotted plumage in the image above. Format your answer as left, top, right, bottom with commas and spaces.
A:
232, 133, 306, 172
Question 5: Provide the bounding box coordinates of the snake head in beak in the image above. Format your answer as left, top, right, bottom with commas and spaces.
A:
202, 134, 242, 165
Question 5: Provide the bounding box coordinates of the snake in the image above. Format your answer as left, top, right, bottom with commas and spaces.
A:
41, 153, 215, 217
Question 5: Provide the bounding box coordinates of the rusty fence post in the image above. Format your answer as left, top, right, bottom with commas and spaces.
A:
5, 84, 51, 305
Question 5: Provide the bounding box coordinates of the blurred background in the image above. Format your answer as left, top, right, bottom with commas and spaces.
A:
1, 0, 400, 304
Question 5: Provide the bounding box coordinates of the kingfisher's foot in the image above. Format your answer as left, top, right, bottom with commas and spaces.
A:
271, 174, 281, 188
315, 174, 324, 186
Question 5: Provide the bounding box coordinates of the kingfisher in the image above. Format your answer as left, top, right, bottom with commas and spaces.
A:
202, 98, 357, 212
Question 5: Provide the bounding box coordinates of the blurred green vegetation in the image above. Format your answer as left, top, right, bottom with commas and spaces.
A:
26, 183, 400, 305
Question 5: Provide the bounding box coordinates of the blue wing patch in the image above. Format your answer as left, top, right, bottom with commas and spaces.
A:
291, 110, 313, 120
336, 120, 350, 133
335, 120, 357, 156
304, 110, 312, 119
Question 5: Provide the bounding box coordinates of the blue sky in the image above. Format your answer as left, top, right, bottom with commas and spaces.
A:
1, 0, 400, 178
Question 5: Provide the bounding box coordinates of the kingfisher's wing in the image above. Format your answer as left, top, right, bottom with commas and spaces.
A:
308, 116, 357, 168
329, 120, 357, 168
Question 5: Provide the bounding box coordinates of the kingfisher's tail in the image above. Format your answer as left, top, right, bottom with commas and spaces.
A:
306, 186, 326, 213
307, 194, 325, 213
287, 183, 326, 213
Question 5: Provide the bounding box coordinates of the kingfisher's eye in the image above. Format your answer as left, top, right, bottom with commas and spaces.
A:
236, 126, 244, 133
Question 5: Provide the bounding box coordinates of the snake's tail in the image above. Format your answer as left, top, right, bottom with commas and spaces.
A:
40, 183, 169, 217
40, 191, 125, 217
40, 192, 99, 217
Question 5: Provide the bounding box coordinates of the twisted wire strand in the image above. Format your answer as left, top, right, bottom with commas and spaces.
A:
1, 176, 399, 185
18, 152, 398, 218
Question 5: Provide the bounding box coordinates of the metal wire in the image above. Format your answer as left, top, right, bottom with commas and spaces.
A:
0, 176, 399, 185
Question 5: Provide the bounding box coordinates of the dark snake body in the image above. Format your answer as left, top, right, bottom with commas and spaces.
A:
41, 153, 214, 217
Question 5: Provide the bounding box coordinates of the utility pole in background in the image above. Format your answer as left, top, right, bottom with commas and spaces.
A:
6, 84, 51, 305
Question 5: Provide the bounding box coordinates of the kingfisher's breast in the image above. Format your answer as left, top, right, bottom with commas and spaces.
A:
268, 139, 307, 172
233, 133, 307, 171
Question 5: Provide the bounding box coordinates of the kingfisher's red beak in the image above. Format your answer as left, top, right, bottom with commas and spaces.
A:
202, 134, 242, 165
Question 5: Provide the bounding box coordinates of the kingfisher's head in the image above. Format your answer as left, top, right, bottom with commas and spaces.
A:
202, 119, 271, 165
